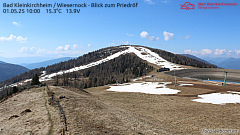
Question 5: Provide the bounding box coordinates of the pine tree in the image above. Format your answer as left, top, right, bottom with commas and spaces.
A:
12, 86, 18, 93
31, 74, 40, 85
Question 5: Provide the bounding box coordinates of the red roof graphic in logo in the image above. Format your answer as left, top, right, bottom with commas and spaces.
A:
180, 2, 195, 10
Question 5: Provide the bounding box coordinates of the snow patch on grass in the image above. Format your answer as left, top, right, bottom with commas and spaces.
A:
178, 84, 194, 86
192, 93, 240, 105
227, 91, 240, 94
107, 82, 180, 95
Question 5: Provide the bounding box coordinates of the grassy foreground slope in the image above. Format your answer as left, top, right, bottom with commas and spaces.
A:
1, 70, 240, 134
0, 87, 62, 135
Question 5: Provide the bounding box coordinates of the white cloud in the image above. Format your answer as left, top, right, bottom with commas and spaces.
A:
16, 36, 28, 42
124, 41, 130, 45
186, 49, 237, 56
88, 44, 91, 47
227, 50, 233, 55
73, 44, 79, 50
201, 49, 212, 55
185, 35, 190, 39
71, 51, 81, 55
126, 33, 134, 36
184, 49, 212, 55
145, 0, 155, 4
54, 45, 81, 55
108, 40, 131, 45
140, 31, 149, 38
20, 45, 81, 56
108, 43, 115, 46
191, 50, 199, 54
149, 36, 159, 41
56, 46, 64, 51
19, 47, 37, 54
13, 22, 21, 27
0, 34, 16, 42
163, 31, 174, 41
235, 49, 240, 55
184, 49, 239, 56
19, 47, 28, 52
140, 31, 159, 41
214, 49, 226, 55
36, 48, 47, 54
148, 36, 154, 41
184, 50, 191, 54
64, 45, 71, 51
29, 47, 37, 51
0, 34, 27, 42
161, 0, 169, 3
56, 45, 71, 51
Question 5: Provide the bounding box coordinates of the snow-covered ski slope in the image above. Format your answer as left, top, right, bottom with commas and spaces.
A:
4, 46, 178, 84
38, 46, 184, 82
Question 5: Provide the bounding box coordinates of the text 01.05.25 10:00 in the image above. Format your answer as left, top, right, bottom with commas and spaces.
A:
3, 9, 40, 13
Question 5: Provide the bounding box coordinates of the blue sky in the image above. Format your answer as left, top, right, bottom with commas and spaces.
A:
0, 0, 239, 61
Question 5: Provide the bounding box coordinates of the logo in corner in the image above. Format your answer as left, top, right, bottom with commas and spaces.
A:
180, 2, 195, 10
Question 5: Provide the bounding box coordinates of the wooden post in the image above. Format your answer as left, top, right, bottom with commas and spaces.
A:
174, 70, 177, 87
223, 72, 228, 86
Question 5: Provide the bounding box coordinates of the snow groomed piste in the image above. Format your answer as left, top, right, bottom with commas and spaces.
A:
38, 46, 184, 82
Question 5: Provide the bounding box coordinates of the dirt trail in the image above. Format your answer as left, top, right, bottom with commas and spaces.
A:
49, 86, 170, 135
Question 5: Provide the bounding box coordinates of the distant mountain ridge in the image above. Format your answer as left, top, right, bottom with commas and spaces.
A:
181, 54, 240, 69
0, 56, 54, 65
0, 62, 29, 82
203, 57, 228, 66
21, 57, 74, 69
218, 58, 240, 70
202, 57, 240, 70
180, 54, 210, 64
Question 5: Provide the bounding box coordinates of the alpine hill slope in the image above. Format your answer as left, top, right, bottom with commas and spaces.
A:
0, 61, 29, 82
0, 45, 216, 88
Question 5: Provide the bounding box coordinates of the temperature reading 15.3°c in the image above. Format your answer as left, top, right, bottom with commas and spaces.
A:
66, 9, 81, 13
46, 9, 62, 13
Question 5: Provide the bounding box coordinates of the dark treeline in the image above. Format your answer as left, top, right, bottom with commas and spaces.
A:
0, 68, 44, 88
145, 46, 217, 68
45, 46, 127, 73
0, 75, 40, 101
0, 86, 18, 101
0, 46, 127, 88
54, 53, 154, 89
